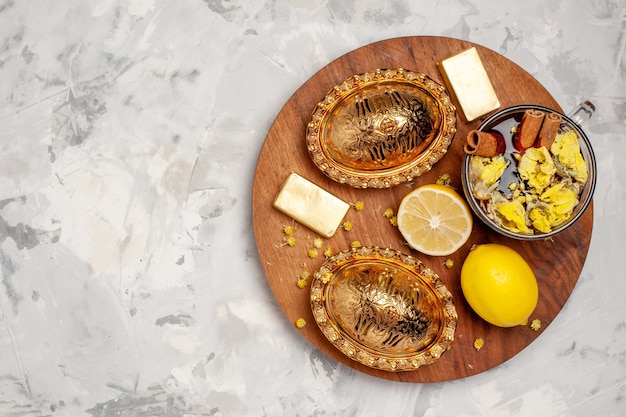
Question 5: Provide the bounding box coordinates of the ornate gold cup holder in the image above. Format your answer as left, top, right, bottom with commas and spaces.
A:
310, 246, 457, 372
306, 68, 457, 189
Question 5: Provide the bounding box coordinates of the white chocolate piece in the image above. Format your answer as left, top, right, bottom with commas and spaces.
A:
273, 173, 350, 238
437, 47, 500, 122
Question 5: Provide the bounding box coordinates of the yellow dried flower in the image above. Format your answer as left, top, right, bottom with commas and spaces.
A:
350, 241, 361, 248
436, 173, 451, 186
286, 236, 296, 247
354, 201, 364, 211
297, 271, 310, 288
383, 208, 394, 218
307, 249, 318, 258
473, 338, 484, 351
342, 221, 353, 231
443, 259, 454, 268
321, 272, 332, 283
530, 319, 542, 331
283, 225, 294, 236
323, 247, 333, 257
389, 216, 398, 227
313, 237, 324, 249
295, 318, 306, 328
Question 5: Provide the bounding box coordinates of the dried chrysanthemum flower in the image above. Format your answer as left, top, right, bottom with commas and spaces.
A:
383, 208, 394, 218
286, 236, 296, 247
353, 201, 364, 211
313, 237, 324, 249
530, 319, 542, 331
443, 259, 454, 268
296, 271, 310, 288
436, 173, 451, 186
295, 318, 306, 328
320, 272, 332, 283
323, 247, 333, 257
389, 216, 398, 227
350, 241, 361, 248
473, 338, 484, 351
283, 225, 294, 236
342, 221, 353, 231
307, 248, 318, 258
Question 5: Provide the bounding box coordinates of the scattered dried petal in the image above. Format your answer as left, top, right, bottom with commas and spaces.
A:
436, 173, 451, 186
296, 278, 308, 288
473, 338, 484, 351
389, 216, 398, 227
350, 241, 361, 248
443, 259, 454, 268
530, 319, 542, 331
383, 208, 394, 218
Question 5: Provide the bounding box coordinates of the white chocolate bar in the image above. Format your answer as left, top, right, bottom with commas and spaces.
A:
437, 47, 501, 122
273, 173, 350, 238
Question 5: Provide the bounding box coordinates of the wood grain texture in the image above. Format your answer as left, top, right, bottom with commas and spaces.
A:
251, 36, 593, 382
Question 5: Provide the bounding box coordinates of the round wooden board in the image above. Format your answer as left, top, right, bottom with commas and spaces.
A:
251, 36, 593, 382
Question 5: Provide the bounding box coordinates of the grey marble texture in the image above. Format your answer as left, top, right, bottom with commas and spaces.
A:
0, 0, 624, 416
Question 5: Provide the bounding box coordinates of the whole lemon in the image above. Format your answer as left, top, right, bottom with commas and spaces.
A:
461, 243, 538, 327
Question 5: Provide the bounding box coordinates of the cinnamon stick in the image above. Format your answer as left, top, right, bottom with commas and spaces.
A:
515, 109, 545, 152
535, 112, 562, 149
464, 130, 506, 157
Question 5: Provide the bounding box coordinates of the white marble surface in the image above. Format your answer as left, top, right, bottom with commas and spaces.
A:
0, 0, 624, 416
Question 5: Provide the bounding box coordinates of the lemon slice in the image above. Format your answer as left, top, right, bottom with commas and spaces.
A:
397, 184, 473, 256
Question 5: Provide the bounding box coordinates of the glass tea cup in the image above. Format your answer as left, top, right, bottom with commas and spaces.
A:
460, 101, 597, 241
